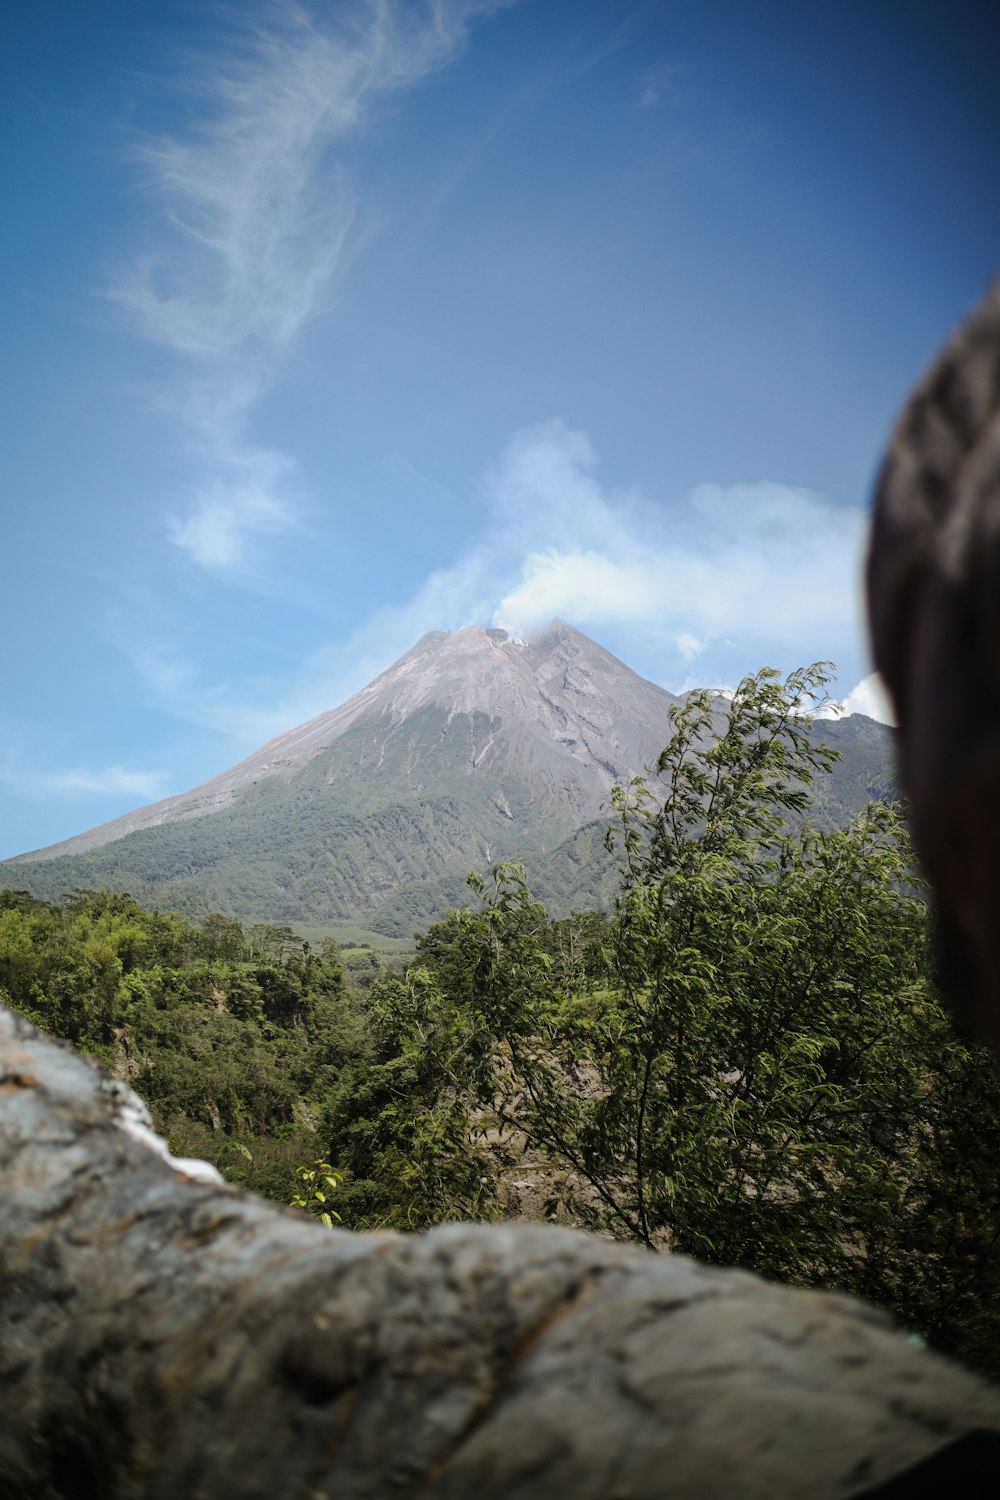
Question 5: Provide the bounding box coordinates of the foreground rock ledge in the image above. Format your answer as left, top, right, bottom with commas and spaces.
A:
1, 1008, 997, 1499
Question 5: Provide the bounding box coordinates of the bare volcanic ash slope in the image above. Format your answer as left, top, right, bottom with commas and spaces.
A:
1, 622, 685, 930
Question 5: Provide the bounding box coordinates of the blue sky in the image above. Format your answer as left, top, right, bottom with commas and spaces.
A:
2, 0, 998, 858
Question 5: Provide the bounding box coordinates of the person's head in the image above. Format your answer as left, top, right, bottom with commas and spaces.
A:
868, 274, 1000, 1054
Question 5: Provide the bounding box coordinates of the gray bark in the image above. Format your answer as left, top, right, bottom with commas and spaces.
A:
1, 1007, 997, 1499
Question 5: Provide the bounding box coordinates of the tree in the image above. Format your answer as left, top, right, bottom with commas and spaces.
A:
322, 963, 497, 1228
419, 668, 1000, 1370
0, 891, 354, 1205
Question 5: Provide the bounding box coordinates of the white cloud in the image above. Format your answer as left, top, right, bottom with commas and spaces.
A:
677, 632, 704, 660
291, 422, 866, 727
820, 672, 895, 726
113, 0, 494, 571
486, 422, 865, 648
125, 419, 872, 753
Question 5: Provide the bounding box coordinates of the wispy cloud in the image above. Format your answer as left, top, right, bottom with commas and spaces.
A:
0, 750, 167, 804
119, 550, 496, 749
636, 58, 677, 110
676, 632, 704, 661
166, 448, 296, 568
0, 714, 167, 806
115, 0, 492, 356
39, 766, 169, 800
113, 0, 495, 571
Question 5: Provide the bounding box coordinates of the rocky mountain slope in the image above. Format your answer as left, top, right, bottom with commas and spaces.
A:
1, 621, 894, 937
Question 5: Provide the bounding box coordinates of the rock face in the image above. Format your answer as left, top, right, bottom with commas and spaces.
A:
1, 620, 893, 933
1, 1003, 998, 1499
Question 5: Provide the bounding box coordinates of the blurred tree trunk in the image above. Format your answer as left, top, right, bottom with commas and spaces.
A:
0, 1007, 997, 1500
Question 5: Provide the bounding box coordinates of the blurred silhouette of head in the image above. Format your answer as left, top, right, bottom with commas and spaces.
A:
868, 273, 1000, 1054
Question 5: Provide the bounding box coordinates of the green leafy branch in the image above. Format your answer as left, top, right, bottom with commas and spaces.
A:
291, 1159, 343, 1228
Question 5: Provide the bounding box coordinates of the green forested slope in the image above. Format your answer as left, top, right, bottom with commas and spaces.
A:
1, 702, 895, 936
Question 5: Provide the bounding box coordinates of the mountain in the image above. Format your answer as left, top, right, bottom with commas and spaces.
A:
0, 621, 895, 939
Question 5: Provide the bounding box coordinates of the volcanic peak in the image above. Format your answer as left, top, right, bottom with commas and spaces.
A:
13, 621, 677, 864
